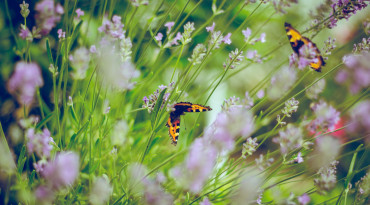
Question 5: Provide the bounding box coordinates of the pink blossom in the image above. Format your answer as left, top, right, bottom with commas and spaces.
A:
26, 128, 53, 158
200, 197, 212, 205
242, 28, 252, 40
298, 193, 310, 205
206, 22, 215, 32
19, 25, 31, 40
57, 29, 65, 39
170, 32, 182, 46
41, 152, 80, 190
164, 21, 175, 34
75, 8, 84, 19
7, 62, 44, 106
90, 45, 97, 53
222, 33, 232, 44
155, 32, 163, 42
35, 0, 64, 35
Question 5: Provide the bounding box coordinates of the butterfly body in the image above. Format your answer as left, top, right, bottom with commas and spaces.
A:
284, 22, 326, 72
166, 102, 212, 145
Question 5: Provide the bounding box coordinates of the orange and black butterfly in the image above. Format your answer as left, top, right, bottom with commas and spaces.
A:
284, 22, 326, 72
166, 102, 212, 145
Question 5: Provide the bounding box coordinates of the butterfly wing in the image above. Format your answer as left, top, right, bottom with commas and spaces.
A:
285, 22, 304, 54
166, 115, 180, 145
285, 22, 325, 72
185, 104, 213, 113
302, 37, 326, 72
166, 102, 212, 145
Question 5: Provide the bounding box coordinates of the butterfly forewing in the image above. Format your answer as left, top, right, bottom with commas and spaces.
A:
285, 22, 325, 72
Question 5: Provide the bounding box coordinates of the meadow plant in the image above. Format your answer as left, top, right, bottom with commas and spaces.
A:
0, 0, 369, 204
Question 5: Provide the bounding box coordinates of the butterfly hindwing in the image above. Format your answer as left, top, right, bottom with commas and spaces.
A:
166, 115, 180, 145
285, 22, 325, 72
166, 102, 212, 146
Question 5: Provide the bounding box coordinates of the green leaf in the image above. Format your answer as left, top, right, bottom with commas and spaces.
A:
36, 112, 54, 129
28, 170, 36, 186
46, 38, 54, 65
67, 122, 89, 150
17, 145, 27, 175
69, 107, 79, 126
68, 21, 83, 51
151, 88, 167, 128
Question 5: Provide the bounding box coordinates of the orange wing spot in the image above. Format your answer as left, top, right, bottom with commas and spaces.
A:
285, 22, 326, 72
167, 117, 180, 145
186, 104, 212, 112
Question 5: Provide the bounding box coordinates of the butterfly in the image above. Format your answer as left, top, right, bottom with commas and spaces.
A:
166, 102, 212, 145
284, 22, 326, 72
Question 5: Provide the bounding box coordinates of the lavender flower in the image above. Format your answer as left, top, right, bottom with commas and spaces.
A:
222, 33, 232, 44
273, 124, 304, 155
242, 28, 252, 41
272, 0, 298, 14
57, 29, 65, 40
267, 66, 297, 100
298, 193, 310, 205
213, 106, 255, 139
208, 31, 224, 50
181, 22, 195, 45
188, 44, 207, 65
69, 47, 91, 79
314, 161, 339, 195
19, 24, 32, 41
142, 82, 175, 113
322, 37, 336, 60
89, 176, 113, 205
41, 152, 80, 190
20, 1, 30, 18
281, 98, 299, 117
169, 32, 182, 46
347, 100, 370, 139
200, 197, 212, 205
221, 96, 241, 111
35, 0, 64, 35
90, 45, 97, 53
75, 8, 84, 19
246, 50, 264, 63
164, 21, 175, 34
242, 137, 258, 158
142, 178, 174, 205
354, 172, 370, 204
336, 48, 370, 94
309, 101, 340, 133
206, 22, 216, 32
306, 79, 326, 99
185, 138, 218, 193
26, 128, 54, 158
35, 185, 55, 204
155, 32, 163, 44
7, 62, 44, 106
223, 48, 243, 69
98, 15, 125, 39
353, 37, 370, 53
328, 0, 368, 29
